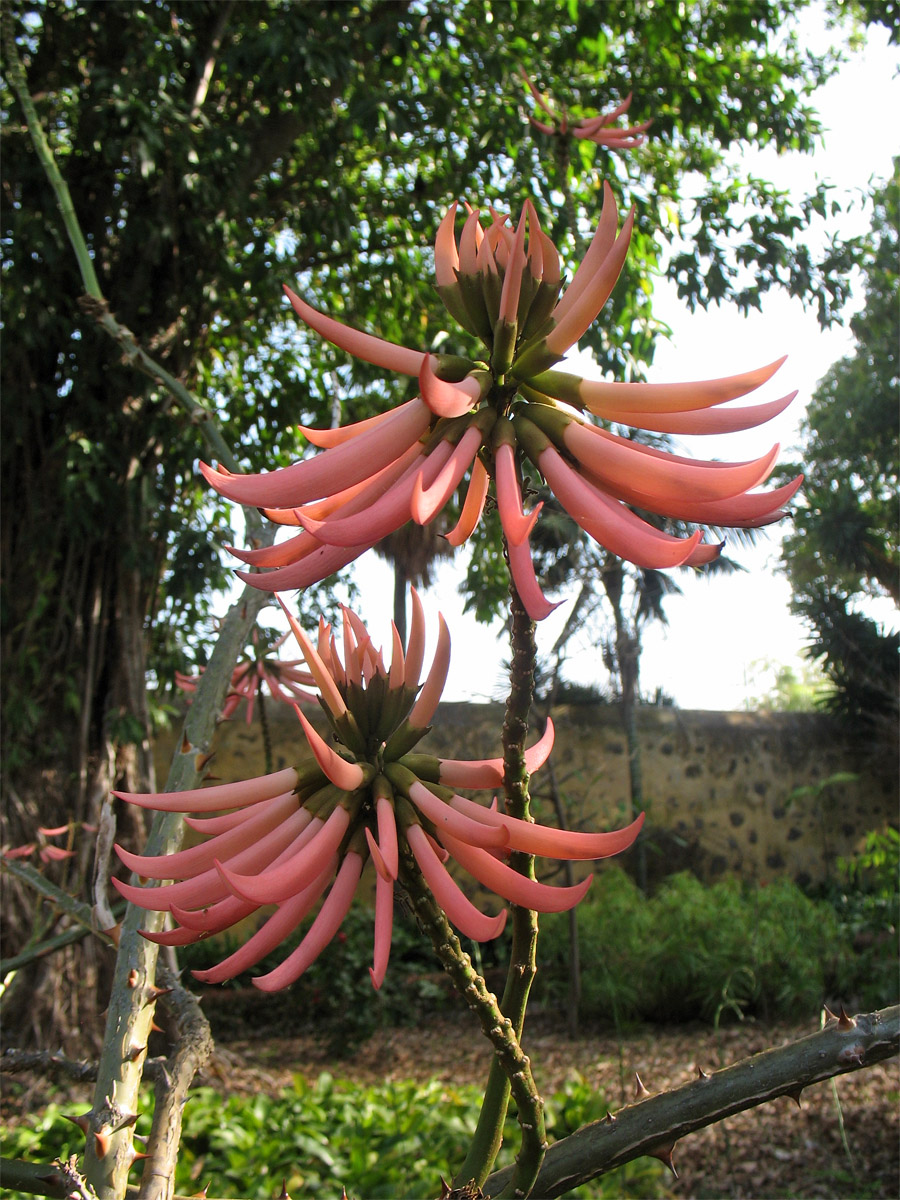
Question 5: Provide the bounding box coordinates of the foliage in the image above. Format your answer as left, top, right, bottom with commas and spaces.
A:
815, 827, 900, 1011
535, 867, 857, 1025
0, 1073, 667, 1200
1, 0, 872, 808
778, 164, 899, 734
743, 656, 836, 712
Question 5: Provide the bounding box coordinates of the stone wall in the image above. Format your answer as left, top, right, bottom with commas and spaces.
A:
154, 702, 897, 888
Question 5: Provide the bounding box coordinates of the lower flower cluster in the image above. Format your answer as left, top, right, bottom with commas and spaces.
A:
114, 597, 641, 990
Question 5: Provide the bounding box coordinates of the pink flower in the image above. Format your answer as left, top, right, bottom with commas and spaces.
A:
519, 68, 652, 149
201, 191, 801, 621
112, 594, 641, 991
177, 626, 317, 723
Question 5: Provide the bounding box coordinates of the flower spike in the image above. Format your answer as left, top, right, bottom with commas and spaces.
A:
113, 602, 639, 989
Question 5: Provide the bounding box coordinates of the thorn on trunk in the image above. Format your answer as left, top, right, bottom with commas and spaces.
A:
604, 1109, 617, 1123
94, 1129, 112, 1159
634, 1071, 650, 1099
145, 983, 173, 1003
64, 1112, 91, 1136
786, 1087, 803, 1107
696, 1065, 710, 1079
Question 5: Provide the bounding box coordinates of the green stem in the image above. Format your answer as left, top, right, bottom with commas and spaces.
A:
400, 851, 546, 1199
456, 567, 543, 1193
2, 11, 251, 491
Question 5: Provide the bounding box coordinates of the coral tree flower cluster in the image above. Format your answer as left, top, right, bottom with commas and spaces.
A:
519, 68, 652, 149
202, 186, 801, 621
112, 594, 642, 991
176, 626, 317, 723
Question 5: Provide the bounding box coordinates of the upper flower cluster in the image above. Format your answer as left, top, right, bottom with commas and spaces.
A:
519, 68, 652, 149
113, 594, 642, 990
202, 188, 801, 620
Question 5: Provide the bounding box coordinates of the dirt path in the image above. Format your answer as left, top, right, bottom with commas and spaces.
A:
211, 1013, 899, 1199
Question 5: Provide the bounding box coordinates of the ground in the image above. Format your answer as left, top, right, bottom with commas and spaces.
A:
209, 1013, 899, 1200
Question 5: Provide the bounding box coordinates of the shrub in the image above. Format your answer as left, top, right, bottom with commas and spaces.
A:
535, 867, 852, 1025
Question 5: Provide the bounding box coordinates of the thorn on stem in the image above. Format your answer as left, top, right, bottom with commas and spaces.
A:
633, 1071, 650, 1099
786, 1087, 803, 1108
696, 1065, 710, 1079
648, 1141, 678, 1177
838, 1006, 857, 1030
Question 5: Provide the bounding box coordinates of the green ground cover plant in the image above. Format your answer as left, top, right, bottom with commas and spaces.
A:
0, 1074, 667, 1200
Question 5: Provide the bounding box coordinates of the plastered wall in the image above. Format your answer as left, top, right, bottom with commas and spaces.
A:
153, 702, 897, 887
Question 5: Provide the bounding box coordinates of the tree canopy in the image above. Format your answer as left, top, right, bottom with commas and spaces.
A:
778, 162, 899, 733
0, 0, 880, 821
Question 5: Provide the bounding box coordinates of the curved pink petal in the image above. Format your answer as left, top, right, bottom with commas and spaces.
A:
411, 424, 484, 525
437, 718, 555, 789
404, 586, 426, 687
598, 390, 797, 435
257, 442, 424, 534
408, 614, 451, 728
548, 181, 619, 328
277, 598, 347, 717
407, 779, 508, 849
200, 398, 431, 509
440, 832, 593, 912
434, 201, 460, 286
537, 444, 706, 569
114, 792, 298, 880
193, 855, 337, 985
294, 706, 365, 791
450, 797, 644, 860
444, 457, 489, 547
540, 356, 787, 416
369, 872, 394, 990
112, 768, 299, 814
284, 285, 425, 376
406, 824, 507, 942
300, 398, 422, 448
419, 355, 483, 418
253, 851, 364, 991
561, 420, 780, 505
495, 441, 542, 546
376, 794, 399, 880
544, 206, 634, 356
507, 531, 562, 621
297, 442, 454, 548
217, 804, 351, 905
237, 539, 375, 592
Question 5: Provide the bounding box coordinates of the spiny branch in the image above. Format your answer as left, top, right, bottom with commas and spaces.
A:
483, 1005, 900, 1197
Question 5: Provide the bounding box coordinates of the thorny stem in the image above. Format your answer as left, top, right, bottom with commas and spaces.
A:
84, 583, 271, 1200
456, 568, 544, 1194
258, 691, 273, 775
484, 1006, 900, 1197
400, 850, 547, 1200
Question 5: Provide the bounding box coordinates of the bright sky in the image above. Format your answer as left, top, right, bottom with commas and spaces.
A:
255, 16, 899, 711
